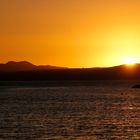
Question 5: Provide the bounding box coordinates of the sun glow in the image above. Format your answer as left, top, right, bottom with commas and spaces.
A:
123, 57, 136, 65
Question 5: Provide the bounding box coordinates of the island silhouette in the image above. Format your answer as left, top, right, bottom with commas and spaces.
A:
0, 61, 140, 81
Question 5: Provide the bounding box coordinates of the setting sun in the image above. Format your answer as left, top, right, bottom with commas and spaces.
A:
123, 57, 136, 65
1, 0, 140, 68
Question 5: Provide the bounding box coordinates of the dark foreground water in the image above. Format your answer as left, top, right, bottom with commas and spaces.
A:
0, 81, 140, 140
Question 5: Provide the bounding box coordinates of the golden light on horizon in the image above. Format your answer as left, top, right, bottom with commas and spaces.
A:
1, 0, 140, 67
123, 57, 136, 66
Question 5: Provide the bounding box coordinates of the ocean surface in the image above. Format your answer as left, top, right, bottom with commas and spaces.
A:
0, 80, 140, 140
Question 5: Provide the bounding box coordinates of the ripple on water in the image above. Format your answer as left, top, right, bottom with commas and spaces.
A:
0, 81, 140, 139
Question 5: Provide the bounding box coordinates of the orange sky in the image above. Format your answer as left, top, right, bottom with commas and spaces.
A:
1, 0, 140, 67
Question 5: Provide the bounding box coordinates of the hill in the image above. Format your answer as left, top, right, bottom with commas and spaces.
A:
0, 61, 140, 80
0, 61, 67, 72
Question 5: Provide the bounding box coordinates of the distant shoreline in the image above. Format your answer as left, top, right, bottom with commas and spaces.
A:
0, 80, 139, 88
0, 61, 140, 81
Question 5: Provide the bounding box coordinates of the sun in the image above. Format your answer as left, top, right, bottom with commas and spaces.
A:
123, 57, 135, 65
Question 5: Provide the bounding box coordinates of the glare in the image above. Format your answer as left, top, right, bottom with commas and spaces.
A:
124, 57, 135, 65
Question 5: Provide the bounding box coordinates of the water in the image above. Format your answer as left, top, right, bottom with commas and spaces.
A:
0, 81, 140, 140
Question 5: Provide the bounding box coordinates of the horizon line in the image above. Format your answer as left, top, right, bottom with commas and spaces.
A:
0, 60, 139, 69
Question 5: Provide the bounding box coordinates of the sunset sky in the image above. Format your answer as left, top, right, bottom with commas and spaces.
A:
1, 0, 140, 67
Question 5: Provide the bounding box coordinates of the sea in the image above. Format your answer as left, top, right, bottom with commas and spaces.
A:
0, 80, 140, 140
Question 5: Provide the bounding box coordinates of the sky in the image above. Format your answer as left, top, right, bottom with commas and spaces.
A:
1, 0, 140, 67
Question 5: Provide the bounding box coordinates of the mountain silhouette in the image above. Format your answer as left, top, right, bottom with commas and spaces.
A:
0, 61, 140, 80
0, 61, 67, 72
